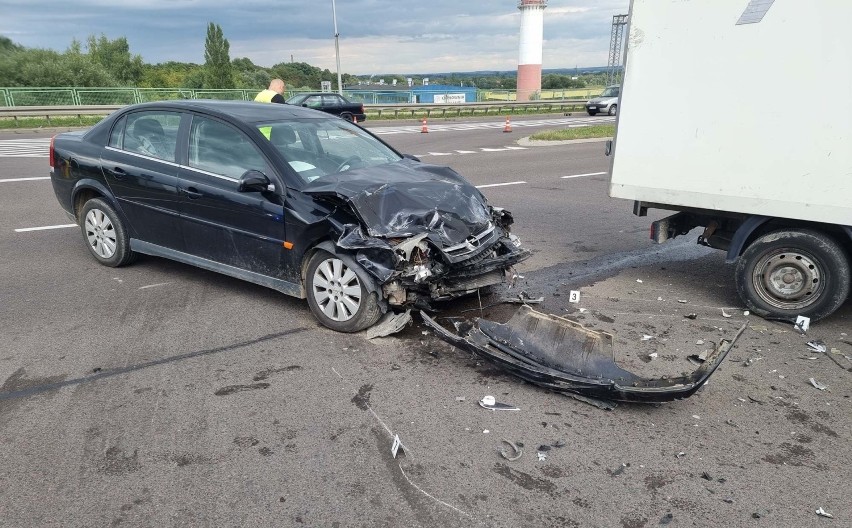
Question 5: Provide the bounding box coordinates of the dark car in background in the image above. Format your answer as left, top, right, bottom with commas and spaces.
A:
285, 92, 366, 122
49, 100, 529, 332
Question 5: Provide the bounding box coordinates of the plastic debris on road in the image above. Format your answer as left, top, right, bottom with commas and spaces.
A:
499, 439, 523, 461
807, 340, 827, 353
721, 309, 733, 318
479, 395, 520, 411
365, 310, 412, 339
809, 378, 828, 391
815, 507, 834, 519
421, 306, 746, 403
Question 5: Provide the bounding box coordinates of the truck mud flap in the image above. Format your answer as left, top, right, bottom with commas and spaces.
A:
421, 306, 745, 403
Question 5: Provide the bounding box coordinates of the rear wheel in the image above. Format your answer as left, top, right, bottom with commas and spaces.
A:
79, 198, 136, 267
305, 250, 382, 332
587, 110, 597, 116
735, 229, 850, 321
340, 112, 354, 122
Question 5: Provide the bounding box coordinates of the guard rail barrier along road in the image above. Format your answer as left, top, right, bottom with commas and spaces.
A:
0, 100, 591, 126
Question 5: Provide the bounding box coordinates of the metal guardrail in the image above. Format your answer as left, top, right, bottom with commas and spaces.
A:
0, 100, 591, 126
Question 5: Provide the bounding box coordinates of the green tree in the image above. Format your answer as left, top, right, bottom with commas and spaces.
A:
203, 23, 234, 89
86, 34, 144, 85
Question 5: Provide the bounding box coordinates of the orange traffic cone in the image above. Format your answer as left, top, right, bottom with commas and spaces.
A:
421, 118, 429, 133
503, 116, 512, 133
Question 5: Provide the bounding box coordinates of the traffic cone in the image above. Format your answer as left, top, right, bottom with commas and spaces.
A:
503, 116, 512, 133
421, 118, 429, 133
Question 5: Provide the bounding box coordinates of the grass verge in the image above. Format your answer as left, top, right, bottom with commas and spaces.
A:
529, 124, 615, 141
0, 115, 104, 130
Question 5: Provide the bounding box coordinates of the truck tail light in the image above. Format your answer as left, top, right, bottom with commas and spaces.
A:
49, 135, 56, 168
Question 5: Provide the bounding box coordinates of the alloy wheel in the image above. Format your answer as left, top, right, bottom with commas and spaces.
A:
311, 257, 362, 322
84, 208, 117, 259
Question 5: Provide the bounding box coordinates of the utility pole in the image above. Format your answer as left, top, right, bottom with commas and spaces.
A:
332, 0, 343, 94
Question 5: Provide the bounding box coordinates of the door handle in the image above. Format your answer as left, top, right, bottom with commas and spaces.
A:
181, 187, 202, 199
108, 166, 127, 180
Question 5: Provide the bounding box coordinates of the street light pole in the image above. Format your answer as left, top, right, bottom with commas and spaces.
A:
332, 0, 343, 94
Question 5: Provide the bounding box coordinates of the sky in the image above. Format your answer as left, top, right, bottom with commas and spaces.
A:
1, 0, 629, 75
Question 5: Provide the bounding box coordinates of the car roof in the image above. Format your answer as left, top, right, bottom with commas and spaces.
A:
122, 99, 324, 124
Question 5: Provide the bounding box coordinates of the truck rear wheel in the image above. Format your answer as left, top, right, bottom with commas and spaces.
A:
735, 229, 850, 322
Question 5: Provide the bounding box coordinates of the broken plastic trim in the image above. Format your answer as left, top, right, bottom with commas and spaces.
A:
421, 306, 746, 403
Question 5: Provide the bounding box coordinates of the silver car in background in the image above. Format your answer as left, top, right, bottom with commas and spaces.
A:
586, 85, 620, 116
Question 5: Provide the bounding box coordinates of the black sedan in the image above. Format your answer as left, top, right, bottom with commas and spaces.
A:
285, 92, 366, 122
49, 100, 529, 332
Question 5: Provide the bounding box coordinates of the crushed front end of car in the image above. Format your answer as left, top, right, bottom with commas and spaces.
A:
302, 160, 531, 309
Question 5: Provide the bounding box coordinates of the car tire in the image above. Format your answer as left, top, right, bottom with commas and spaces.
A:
587, 110, 597, 116
735, 229, 850, 322
79, 198, 136, 267
305, 249, 382, 332
340, 112, 354, 122
608, 105, 617, 116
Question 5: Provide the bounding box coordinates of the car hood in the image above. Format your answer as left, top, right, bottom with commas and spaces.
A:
302, 159, 492, 246
589, 96, 617, 104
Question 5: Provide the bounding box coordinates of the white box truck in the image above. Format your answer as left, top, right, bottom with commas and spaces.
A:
609, 0, 852, 321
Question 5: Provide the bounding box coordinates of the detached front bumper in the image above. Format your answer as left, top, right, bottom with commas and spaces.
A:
422, 306, 745, 403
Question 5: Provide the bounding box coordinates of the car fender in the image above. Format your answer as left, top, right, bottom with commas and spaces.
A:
725, 215, 771, 264
306, 240, 387, 313
71, 179, 120, 212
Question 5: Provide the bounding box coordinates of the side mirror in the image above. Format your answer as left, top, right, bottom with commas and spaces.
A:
403, 154, 421, 162
239, 170, 275, 193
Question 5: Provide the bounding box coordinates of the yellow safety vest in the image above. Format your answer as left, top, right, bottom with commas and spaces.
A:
254, 89, 278, 103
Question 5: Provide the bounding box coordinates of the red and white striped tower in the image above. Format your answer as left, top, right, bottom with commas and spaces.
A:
517, 0, 547, 102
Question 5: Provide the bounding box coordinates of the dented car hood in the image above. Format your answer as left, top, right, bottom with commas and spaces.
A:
302, 159, 492, 246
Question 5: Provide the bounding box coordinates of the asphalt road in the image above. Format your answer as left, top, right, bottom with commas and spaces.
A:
0, 116, 849, 528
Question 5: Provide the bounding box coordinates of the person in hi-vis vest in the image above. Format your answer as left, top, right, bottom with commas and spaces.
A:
255, 79, 286, 103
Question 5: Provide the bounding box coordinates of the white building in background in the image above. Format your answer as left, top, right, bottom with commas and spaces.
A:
517, 0, 547, 101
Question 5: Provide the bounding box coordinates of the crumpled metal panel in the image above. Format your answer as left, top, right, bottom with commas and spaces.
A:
303, 159, 491, 246
422, 306, 745, 403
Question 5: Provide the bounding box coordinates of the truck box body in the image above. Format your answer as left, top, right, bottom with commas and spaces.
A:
609, 0, 852, 226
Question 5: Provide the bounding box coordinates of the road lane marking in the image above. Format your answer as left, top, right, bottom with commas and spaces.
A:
14, 224, 77, 233
476, 181, 526, 189
455, 150, 477, 154
561, 171, 608, 179
0, 138, 51, 157
0, 177, 51, 183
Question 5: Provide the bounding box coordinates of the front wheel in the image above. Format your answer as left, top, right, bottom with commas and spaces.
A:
735, 229, 850, 322
305, 250, 382, 332
79, 198, 136, 267
586, 110, 597, 116
608, 105, 617, 116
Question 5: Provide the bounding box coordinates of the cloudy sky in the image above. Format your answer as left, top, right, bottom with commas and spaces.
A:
2, 0, 628, 74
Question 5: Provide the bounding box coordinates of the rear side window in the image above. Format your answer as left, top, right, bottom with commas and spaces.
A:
188, 116, 270, 179
122, 111, 181, 162
109, 115, 126, 148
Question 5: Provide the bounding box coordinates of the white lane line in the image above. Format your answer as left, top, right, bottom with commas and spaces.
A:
427, 152, 454, 156
14, 223, 77, 233
0, 177, 51, 183
455, 150, 477, 154
476, 181, 527, 189
560, 171, 608, 179
480, 148, 511, 152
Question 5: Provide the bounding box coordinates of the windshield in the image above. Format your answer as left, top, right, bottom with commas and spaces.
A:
600, 86, 620, 98
257, 118, 402, 184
